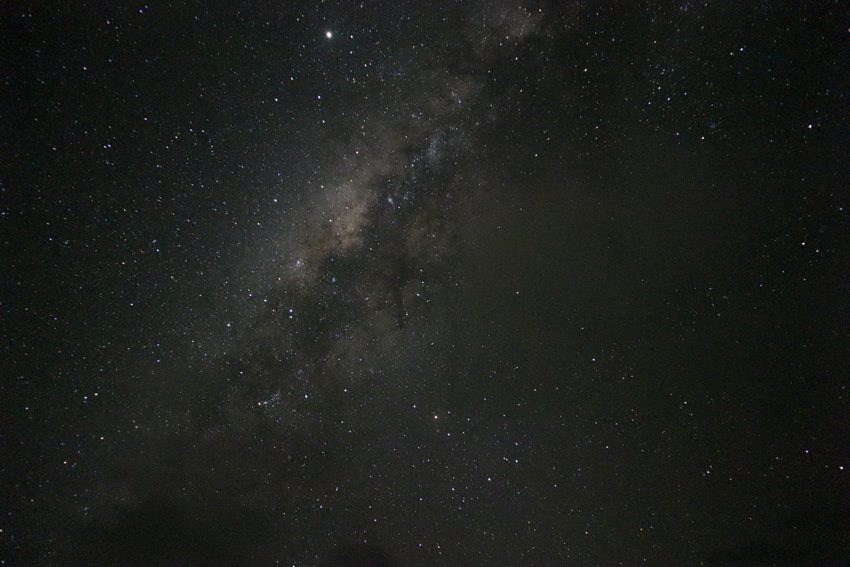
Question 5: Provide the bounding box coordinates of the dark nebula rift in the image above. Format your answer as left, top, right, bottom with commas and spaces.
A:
3, 1, 848, 565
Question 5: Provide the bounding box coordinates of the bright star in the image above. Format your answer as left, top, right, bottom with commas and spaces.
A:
325, 30, 333, 39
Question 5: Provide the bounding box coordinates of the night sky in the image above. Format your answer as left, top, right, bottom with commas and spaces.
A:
3, 1, 849, 565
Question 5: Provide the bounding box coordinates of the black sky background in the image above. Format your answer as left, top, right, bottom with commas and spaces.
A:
2, 1, 849, 565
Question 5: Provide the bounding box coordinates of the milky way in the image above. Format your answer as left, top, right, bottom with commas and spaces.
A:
4, 1, 848, 565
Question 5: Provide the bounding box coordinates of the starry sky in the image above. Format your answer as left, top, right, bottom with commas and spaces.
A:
3, 1, 849, 565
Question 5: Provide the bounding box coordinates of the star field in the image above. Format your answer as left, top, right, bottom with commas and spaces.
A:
2, 1, 849, 565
